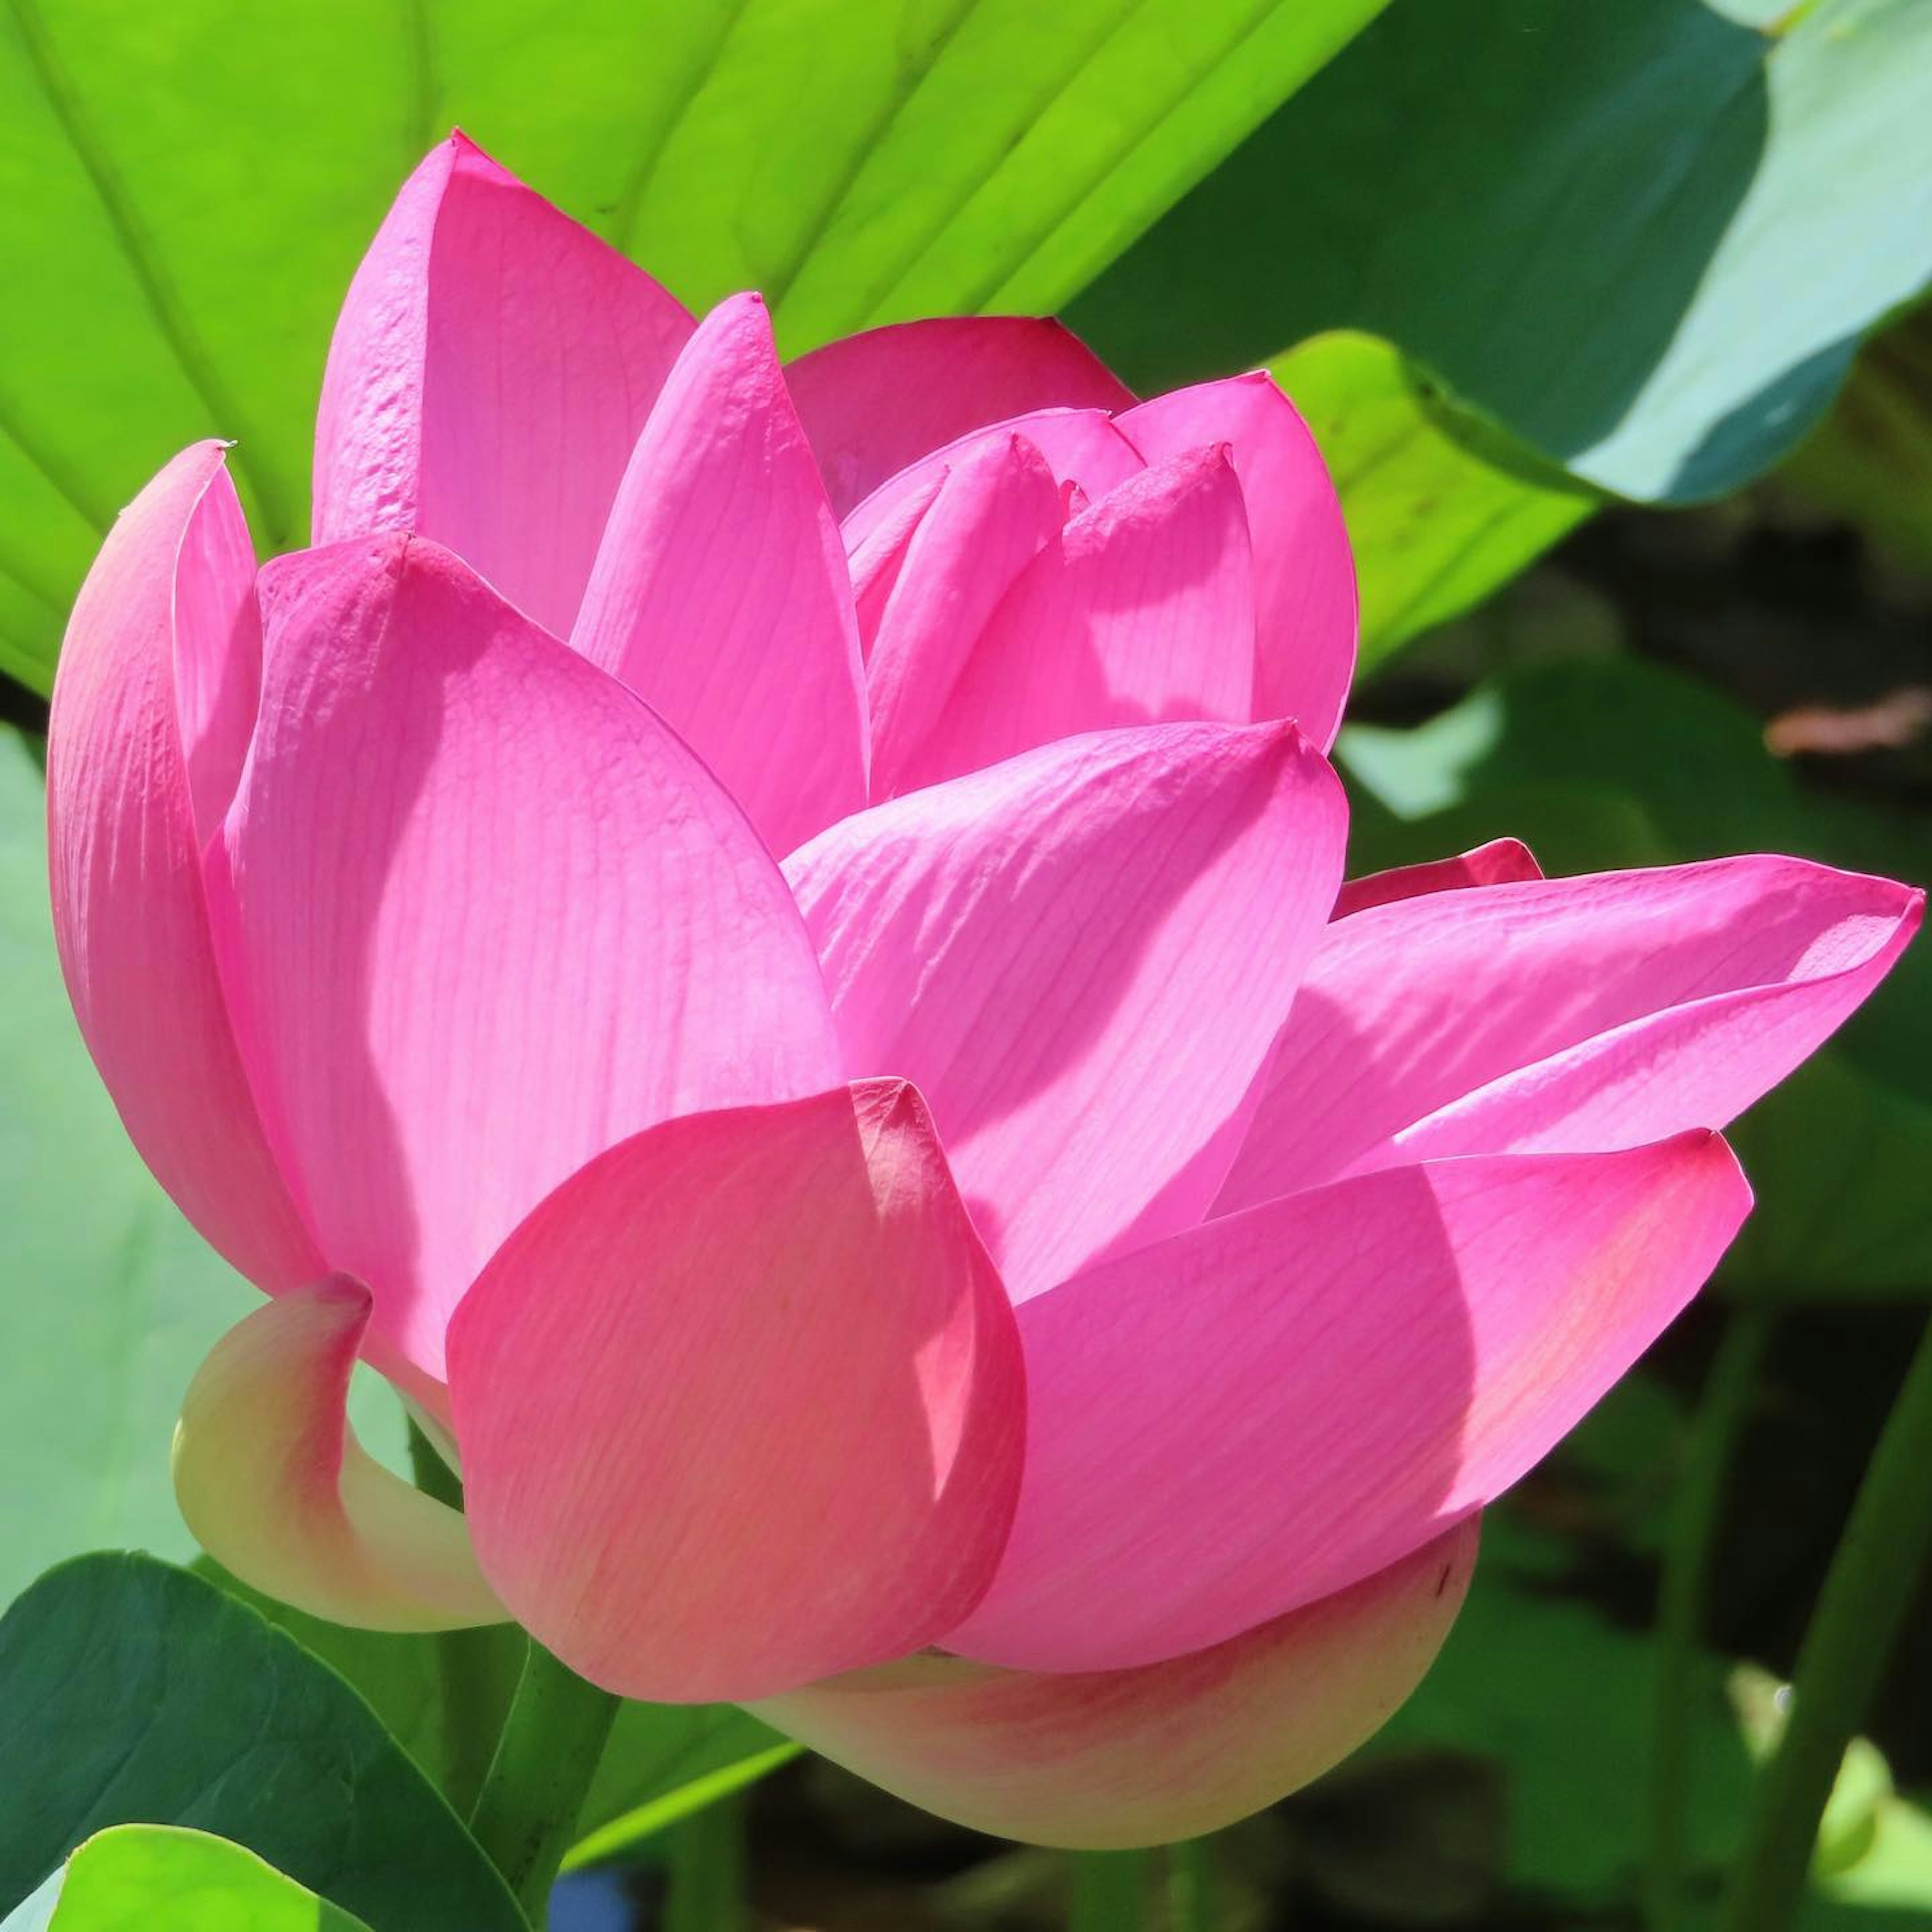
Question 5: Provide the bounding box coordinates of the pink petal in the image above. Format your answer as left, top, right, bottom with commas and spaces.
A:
1333, 837, 1544, 918
446, 1080, 1025, 1704
1120, 373, 1357, 749
755, 1520, 1476, 1849
866, 431, 1064, 799
888, 448, 1259, 794
950, 1135, 1749, 1673
784, 722, 1347, 1302
212, 534, 840, 1384
46, 443, 323, 1294
572, 294, 867, 856
788, 318, 1135, 517
174, 1278, 505, 1631
840, 407, 1145, 560
312, 133, 692, 638
1218, 857, 1923, 1213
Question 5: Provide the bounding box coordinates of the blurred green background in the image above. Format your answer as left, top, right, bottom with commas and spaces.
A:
1, 1, 1929, 1927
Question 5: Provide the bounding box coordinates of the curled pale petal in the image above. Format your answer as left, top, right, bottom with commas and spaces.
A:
785, 723, 1347, 1301
788, 317, 1135, 517
756, 1520, 1477, 1850
951, 1135, 1747, 1673
213, 534, 840, 1383
572, 294, 866, 855
1218, 856, 1923, 1213
313, 133, 692, 637
1120, 372, 1357, 748
866, 432, 1063, 799
1333, 837, 1543, 919
47, 443, 323, 1293
890, 448, 1258, 793
173, 1277, 505, 1631
840, 407, 1144, 559
447, 1079, 1025, 1704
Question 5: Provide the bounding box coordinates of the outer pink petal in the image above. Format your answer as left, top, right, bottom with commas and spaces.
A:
1218, 857, 1923, 1213
784, 722, 1347, 1302
213, 533, 840, 1383
755, 1519, 1476, 1850
312, 133, 693, 638
865, 432, 1063, 799
950, 1135, 1749, 1673
787, 317, 1135, 517
447, 1080, 1025, 1704
572, 294, 867, 856
1120, 372, 1358, 749
889, 448, 1258, 793
174, 1278, 506, 1631
47, 443, 323, 1293
839, 407, 1145, 559
1333, 837, 1544, 919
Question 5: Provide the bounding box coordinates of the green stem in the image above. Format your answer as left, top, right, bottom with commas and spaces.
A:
406, 1422, 503, 1815
1167, 1836, 1220, 1931
1070, 1850, 1149, 1931
1646, 1309, 1772, 1932
468, 1642, 622, 1929
665, 1794, 746, 1932
1718, 1312, 1932, 1932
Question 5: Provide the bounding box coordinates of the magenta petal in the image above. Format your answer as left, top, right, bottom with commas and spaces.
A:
949, 1134, 1749, 1673
214, 534, 840, 1382
312, 134, 692, 637
788, 317, 1135, 517
757, 1521, 1476, 1849
890, 448, 1259, 793
447, 1080, 1025, 1704
866, 432, 1063, 799
785, 722, 1347, 1301
47, 443, 322, 1294
1218, 856, 1923, 1212
1333, 837, 1544, 918
573, 294, 867, 855
1119, 373, 1356, 749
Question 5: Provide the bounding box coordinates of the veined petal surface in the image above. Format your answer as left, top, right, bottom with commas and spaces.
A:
212, 534, 839, 1382
950, 1135, 1748, 1672
448, 1081, 1025, 1704
786, 722, 1346, 1302
1333, 837, 1543, 919
312, 133, 693, 637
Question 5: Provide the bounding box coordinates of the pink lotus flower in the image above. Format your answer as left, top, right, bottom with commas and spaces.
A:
47, 136, 1920, 1848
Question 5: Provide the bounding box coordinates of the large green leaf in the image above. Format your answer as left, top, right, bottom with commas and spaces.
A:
8, 1827, 373, 1932
1336, 657, 1932, 1300
0, 730, 251, 1602
1074, 0, 1932, 505
1273, 331, 1596, 671
0, 1554, 522, 1932
0, 0, 1386, 693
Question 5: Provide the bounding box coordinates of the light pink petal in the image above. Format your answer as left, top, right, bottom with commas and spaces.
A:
1333, 837, 1544, 919
756, 1519, 1476, 1849
1218, 857, 1923, 1213
212, 533, 840, 1384
447, 1079, 1025, 1704
866, 432, 1063, 799
46, 443, 323, 1293
1121, 372, 1358, 748
313, 133, 693, 638
174, 1277, 506, 1631
848, 469, 947, 655
840, 407, 1145, 558
572, 294, 867, 856
784, 723, 1347, 1302
889, 448, 1259, 794
788, 318, 1135, 517
950, 1135, 1749, 1673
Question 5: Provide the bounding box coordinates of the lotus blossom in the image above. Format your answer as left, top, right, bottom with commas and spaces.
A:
46, 134, 1920, 1848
